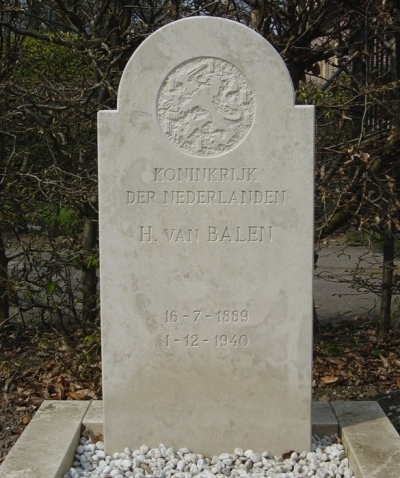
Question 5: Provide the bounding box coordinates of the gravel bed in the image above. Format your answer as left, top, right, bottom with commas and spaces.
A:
63, 436, 354, 478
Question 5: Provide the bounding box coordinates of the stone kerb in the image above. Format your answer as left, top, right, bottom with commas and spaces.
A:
98, 17, 314, 457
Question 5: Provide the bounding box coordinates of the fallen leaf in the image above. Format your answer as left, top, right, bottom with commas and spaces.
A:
65, 389, 92, 400
90, 432, 104, 443
20, 415, 31, 426
320, 375, 339, 385
380, 355, 389, 369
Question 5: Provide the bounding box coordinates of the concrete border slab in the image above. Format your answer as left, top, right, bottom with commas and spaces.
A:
83, 400, 103, 437
332, 401, 400, 478
1, 400, 399, 478
312, 401, 338, 437
0, 400, 90, 478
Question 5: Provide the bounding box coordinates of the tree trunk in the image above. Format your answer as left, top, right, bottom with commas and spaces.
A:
0, 126, 9, 321
313, 251, 320, 335
378, 229, 394, 337
82, 196, 98, 326
0, 232, 9, 321
378, 23, 400, 338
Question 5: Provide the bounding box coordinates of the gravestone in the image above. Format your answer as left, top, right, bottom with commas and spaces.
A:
98, 17, 314, 456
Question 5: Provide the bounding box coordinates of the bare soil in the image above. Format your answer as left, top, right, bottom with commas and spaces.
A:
0, 326, 101, 464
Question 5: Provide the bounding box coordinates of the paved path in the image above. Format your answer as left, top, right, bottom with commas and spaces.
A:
314, 240, 400, 323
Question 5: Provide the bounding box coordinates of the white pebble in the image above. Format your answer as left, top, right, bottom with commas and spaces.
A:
76, 445, 84, 455
316, 469, 329, 478
282, 463, 293, 472
68, 469, 80, 478
290, 452, 298, 461
121, 459, 133, 468
87, 444, 96, 453
140, 445, 149, 454
159, 444, 167, 457
336, 450, 345, 460
244, 450, 253, 459
241, 460, 250, 472
310, 460, 320, 471
82, 462, 93, 471
65, 437, 355, 478
110, 469, 123, 477
249, 453, 261, 463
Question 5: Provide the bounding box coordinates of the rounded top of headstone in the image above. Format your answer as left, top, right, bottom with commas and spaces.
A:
117, 17, 295, 123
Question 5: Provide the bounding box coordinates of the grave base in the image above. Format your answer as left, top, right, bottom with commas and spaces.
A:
0, 400, 399, 478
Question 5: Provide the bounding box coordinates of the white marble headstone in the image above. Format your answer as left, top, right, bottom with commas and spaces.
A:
98, 17, 314, 456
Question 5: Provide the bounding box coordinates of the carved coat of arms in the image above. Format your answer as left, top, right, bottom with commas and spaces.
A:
157, 58, 255, 157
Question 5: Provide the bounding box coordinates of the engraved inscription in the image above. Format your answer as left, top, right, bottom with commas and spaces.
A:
127, 191, 156, 204
157, 57, 255, 156
163, 310, 250, 348
126, 167, 288, 207
162, 190, 286, 205
164, 334, 249, 348
164, 309, 249, 323
138, 225, 273, 243
207, 225, 272, 243
127, 189, 286, 206
153, 167, 258, 182
139, 226, 157, 242
163, 228, 199, 243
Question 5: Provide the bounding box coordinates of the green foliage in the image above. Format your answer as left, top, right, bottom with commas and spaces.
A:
45, 281, 60, 295
53, 207, 80, 232
84, 254, 99, 269
23, 203, 79, 234
14, 36, 89, 84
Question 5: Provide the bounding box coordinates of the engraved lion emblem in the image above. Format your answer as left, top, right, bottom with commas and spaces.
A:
157, 57, 255, 157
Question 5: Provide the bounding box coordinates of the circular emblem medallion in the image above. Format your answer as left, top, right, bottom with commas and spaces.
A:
157, 57, 255, 157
